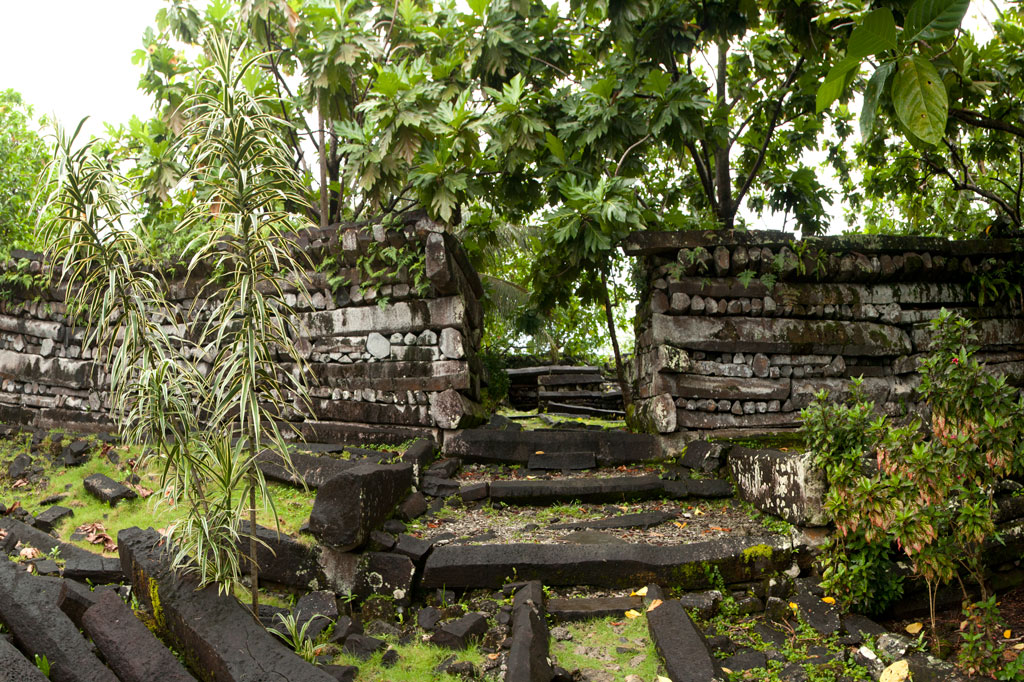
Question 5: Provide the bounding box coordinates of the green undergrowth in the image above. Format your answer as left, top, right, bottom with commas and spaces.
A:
700, 590, 873, 682
710, 432, 805, 452
0, 434, 316, 555
330, 637, 489, 681
548, 613, 663, 680
498, 408, 627, 432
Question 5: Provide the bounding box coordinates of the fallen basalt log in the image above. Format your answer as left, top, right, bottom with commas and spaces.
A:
118, 527, 335, 682
422, 537, 791, 589
0, 561, 118, 682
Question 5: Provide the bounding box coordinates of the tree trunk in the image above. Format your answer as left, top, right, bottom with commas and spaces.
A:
248, 422, 259, 617
714, 40, 733, 229
317, 107, 328, 231
599, 272, 634, 420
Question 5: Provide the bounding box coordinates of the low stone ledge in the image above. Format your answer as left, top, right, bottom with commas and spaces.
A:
0, 561, 118, 682
421, 538, 791, 590
81, 590, 196, 682
118, 527, 336, 682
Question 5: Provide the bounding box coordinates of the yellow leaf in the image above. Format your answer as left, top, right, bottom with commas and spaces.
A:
1013, 643, 1024, 650
487, 653, 500, 660
624, 609, 641, 619
721, 668, 733, 674
535, 451, 544, 454
905, 622, 923, 635
694, 508, 705, 516
879, 660, 910, 682
1005, 629, 1013, 639
657, 678, 672, 682
821, 596, 836, 605
630, 586, 649, 597
647, 599, 663, 612
674, 521, 687, 529
789, 602, 798, 610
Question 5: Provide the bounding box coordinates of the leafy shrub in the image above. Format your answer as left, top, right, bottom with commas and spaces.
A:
803, 309, 1024, 652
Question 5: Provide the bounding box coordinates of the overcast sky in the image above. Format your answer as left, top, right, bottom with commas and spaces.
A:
0, 1, 167, 139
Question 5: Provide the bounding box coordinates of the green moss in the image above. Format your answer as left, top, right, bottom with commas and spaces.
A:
742, 543, 774, 564
148, 576, 165, 630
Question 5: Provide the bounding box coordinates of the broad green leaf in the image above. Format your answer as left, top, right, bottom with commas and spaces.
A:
860, 62, 895, 139
892, 55, 947, 146
905, 0, 970, 43
643, 69, 672, 96
816, 57, 860, 113
466, 0, 490, 18
847, 9, 897, 59
590, 77, 616, 100
545, 133, 565, 162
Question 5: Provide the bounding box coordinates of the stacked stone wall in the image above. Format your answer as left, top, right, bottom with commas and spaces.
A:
0, 219, 484, 444
625, 230, 1024, 447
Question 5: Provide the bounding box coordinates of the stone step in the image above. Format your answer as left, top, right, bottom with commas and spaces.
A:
489, 476, 666, 505
546, 596, 644, 622
526, 452, 596, 470
543, 401, 626, 418
443, 428, 663, 466
421, 536, 792, 590
546, 511, 677, 531
455, 472, 732, 505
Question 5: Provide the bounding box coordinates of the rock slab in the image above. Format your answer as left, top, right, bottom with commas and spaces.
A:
308, 462, 413, 550
646, 599, 718, 682
0, 561, 118, 682
117, 527, 336, 682
81, 590, 196, 682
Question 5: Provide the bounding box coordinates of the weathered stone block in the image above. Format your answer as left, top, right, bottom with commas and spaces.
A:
83, 473, 136, 506
728, 447, 827, 526
118, 527, 336, 682
308, 463, 414, 550
0, 561, 118, 682
80, 590, 196, 682
651, 315, 912, 356
656, 374, 791, 401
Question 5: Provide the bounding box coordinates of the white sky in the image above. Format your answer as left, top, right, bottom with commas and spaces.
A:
0, 1, 169, 139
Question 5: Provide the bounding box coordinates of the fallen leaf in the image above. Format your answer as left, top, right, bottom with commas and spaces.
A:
821, 597, 836, 605
646, 599, 663, 612
721, 668, 733, 675
534, 451, 544, 455
709, 526, 731, 532
694, 508, 705, 516
487, 653, 499, 660
630, 586, 649, 597
905, 622, 923, 635
673, 521, 687, 529
126, 482, 153, 499
12, 479, 28, 488
624, 610, 641, 619
609, 621, 622, 626
19, 546, 41, 560
879, 660, 910, 682
1013, 643, 1024, 650
1005, 629, 1013, 639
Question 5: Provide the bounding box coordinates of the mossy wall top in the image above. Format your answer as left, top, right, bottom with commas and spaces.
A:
625, 230, 1024, 444
0, 219, 484, 444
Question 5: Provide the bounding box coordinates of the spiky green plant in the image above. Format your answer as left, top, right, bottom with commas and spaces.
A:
174, 33, 314, 614
46, 32, 314, 616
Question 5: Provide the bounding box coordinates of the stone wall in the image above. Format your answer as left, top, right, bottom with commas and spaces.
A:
625, 230, 1024, 448
0, 219, 484, 444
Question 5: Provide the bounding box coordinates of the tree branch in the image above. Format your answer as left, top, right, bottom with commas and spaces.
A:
949, 108, 1024, 139
733, 56, 807, 213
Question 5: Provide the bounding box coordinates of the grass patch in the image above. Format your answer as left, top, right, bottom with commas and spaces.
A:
330, 637, 490, 681
549, 614, 663, 680
0, 435, 316, 556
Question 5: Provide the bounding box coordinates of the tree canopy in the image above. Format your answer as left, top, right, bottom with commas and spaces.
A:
50, 0, 1022, 364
